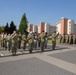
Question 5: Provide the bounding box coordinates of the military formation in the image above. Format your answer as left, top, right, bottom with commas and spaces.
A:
0, 30, 49, 56
59, 34, 76, 44
1, 30, 75, 56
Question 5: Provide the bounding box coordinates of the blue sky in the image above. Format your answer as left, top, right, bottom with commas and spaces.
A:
0, 0, 76, 28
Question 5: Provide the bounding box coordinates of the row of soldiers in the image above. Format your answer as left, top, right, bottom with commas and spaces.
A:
0, 31, 48, 56
59, 34, 76, 44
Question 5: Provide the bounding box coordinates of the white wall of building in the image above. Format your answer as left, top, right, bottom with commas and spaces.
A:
38, 25, 40, 33
67, 20, 75, 34
56, 22, 61, 34
45, 23, 51, 34
33, 25, 38, 33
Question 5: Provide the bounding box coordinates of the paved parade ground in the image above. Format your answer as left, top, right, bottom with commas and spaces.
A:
0, 44, 76, 75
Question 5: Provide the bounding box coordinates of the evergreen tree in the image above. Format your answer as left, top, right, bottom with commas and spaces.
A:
0, 26, 4, 34
19, 13, 28, 34
4, 23, 9, 34
10, 21, 16, 34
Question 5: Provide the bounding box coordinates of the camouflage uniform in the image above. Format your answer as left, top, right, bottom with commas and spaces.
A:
44, 32, 48, 49
65, 34, 69, 44
11, 33, 18, 55
62, 35, 65, 43
51, 32, 59, 50
33, 33, 38, 50
3, 33, 7, 50
22, 34, 27, 51
38, 34, 41, 47
59, 34, 62, 43
7, 34, 12, 51
17, 33, 22, 49
69, 34, 72, 44
40, 31, 46, 52
27, 33, 34, 53
1, 32, 4, 48
73, 34, 76, 44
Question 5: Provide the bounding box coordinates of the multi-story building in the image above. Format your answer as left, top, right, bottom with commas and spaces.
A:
45, 23, 51, 34
38, 22, 45, 33
38, 22, 56, 34
28, 24, 33, 32
56, 17, 76, 35
50, 25, 56, 34
28, 24, 38, 33
33, 25, 38, 33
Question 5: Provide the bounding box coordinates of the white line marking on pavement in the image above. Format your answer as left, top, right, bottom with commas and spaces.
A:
36, 54, 76, 74
0, 52, 4, 56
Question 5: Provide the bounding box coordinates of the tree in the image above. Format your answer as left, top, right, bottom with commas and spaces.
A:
10, 21, 16, 34
4, 23, 9, 34
19, 13, 28, 34
0, 26, 4, 34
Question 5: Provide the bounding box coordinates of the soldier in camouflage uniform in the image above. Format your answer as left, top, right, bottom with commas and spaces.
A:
17, 32, 22, 49
73, 34, 76, 44
33, 32, 38, 50
3, 33, 7, 50
40, 31, 46, 52
22, 33, 27, 51
1, 32, 4, 48
65, 34, 69, 44
11, 31, 18, 56
44, 32, 48, 49
69, 34, 72, 44
62, 34, 66, 43
38, 33, 41, 47
27, 32, 34, 53
51, 31, 59, 50
7, 33, 12, 52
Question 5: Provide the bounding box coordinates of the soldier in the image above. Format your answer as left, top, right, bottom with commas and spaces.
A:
69, 34, 72, 44
17, 32, 22, 49
59, 34, 62, 43
38, 33, 41, 47
1, 32, 4, 48
40, 30, 46, 52
73, 34, 76, 44
44, 32, 48, 49
22, 33, 27, 51
33, 32, 38, 50
11, 31, 18, 56
65, 34, 69, 44
62, 34, 65, 43
51, 31, 59, 50
3, 33, 7, 50
7, 33, 12, 52
27, 32, 34, 53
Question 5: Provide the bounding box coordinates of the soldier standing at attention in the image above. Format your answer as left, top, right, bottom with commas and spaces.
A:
22, 33, 27, 51
62, 34, 65, 43
33, 32, 38, 50
51, 31, 59, 50
11, 31, 18, 56
38, 33, 41, 47
44, 32, 48, 49
65, 34, 69, 44
69, 34, 72, 44
73, 34, 76, 44
40, 30, 46, 52
27, 32, 34, 53
7, 33, 12, 52
17, 32, 22, 49
4, 33, 7, 50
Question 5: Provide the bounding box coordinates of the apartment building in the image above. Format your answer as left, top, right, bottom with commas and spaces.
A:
56, 17, 76, 35
28, 24, 38, 33
38, 22, 56, 34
